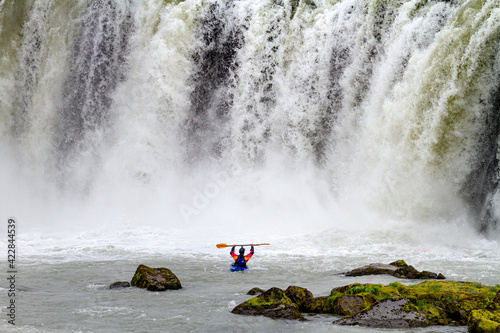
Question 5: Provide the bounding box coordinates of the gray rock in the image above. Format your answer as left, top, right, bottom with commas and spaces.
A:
343, 263, 398, 277
342, 260, 445, 279
334, 298, 428, 328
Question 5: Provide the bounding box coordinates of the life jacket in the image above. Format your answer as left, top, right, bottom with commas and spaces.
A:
235, 255, 247, 268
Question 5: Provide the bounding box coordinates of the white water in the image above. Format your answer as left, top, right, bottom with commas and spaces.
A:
1, 0, 500, 331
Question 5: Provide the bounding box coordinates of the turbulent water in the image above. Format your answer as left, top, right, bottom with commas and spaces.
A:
1, 0, 500, 332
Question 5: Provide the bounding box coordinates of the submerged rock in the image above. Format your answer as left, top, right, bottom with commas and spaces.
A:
232, 287, 306, 320
342, 260, 445, 280
109, 281, 131, 289
130, 264, 182, 291
334, 298, 427, 328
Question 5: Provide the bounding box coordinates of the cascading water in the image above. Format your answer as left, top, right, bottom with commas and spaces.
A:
1, 0, 500, 332
3, 0, 499, 230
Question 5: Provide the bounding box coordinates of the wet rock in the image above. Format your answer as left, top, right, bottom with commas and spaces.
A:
262, 303, 307, 321
232, 287, 306, 320
109, 281, 131, 289
334, 298, 428, 328
342, 260, 445, 280
418, 271, 446, 279
343, 263, 399, 277
302, 296, 333, 314
247, 287, 265, 295
130, 264, 182, 291
285, 286, 313, 310
331, 294, 375, 316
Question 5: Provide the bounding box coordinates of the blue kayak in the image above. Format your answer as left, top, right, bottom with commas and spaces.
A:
230, 263, 248, 272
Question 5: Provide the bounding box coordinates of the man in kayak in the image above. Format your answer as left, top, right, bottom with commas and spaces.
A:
230, 244, 254, 268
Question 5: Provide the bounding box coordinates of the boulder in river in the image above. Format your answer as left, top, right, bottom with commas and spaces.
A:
130, 264, 182, 291
342, 260, 445, 279
232, 287, 306, 320
284, 286, 313, 310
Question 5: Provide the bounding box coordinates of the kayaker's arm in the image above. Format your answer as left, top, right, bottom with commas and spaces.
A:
230, 245, 238, 260
245, 245, 254, 261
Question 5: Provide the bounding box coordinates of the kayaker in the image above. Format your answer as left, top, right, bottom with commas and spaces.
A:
230, 244, 254, 268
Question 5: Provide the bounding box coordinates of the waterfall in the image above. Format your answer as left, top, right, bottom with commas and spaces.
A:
1, 0, 499, 233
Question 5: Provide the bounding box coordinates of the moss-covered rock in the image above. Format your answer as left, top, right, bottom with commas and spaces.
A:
231, 281, 499, 327
130, 264, 182, 291
232, 287, 291, 315
302, 296, 333, 313
487, 291, 500, 311
388, 281, 498, 326
468, 309, 500, 332
284, 286, 313, 310
328, 281, 498, 327
468, 291, 500, 333
232, 287, 306, 320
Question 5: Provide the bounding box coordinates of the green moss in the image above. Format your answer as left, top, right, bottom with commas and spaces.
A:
345, 283, 401, 301
402, 302, 419, 313
468, 309, 500, 333
390, 260, 408, 267
243, 288, 292, 310
130, 272, 143, 287
327, 291, 343, 304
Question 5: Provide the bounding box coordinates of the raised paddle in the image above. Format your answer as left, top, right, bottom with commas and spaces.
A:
216, 243, 270, 249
